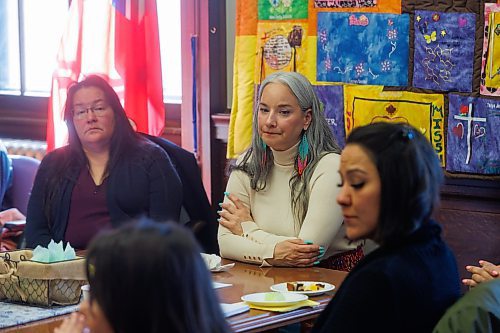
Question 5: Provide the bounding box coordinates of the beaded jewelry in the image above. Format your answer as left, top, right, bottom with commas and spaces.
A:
297, 133, 309, 176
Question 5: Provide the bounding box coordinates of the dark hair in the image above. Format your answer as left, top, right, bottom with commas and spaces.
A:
86, 220, 231, 333
43, 75, 146, 219
63, 74, 139, 173
346, 122, 443, 246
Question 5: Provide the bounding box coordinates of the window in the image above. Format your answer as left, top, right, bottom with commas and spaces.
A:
0, 1, 20, 94
0, 0, 67, 96
0, 0, 182, 102
158, 0, 182, 103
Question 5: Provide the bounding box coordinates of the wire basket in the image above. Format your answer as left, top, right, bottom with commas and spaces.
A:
0, 250, 87, 307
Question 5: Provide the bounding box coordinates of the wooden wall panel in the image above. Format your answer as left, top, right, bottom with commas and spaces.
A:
438, 210, 499, 266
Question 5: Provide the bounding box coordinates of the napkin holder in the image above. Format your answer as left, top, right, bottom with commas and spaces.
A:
0, 249, 87, 307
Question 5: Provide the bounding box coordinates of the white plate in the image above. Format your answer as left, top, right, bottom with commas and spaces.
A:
270, 281, 335, 296
241, 292, 308, 307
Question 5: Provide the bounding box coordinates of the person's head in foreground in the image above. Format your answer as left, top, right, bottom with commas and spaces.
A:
337, 122, 443, 245
57, 220, 230, 333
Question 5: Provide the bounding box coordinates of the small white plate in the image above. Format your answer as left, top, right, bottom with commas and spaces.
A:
270, 281, 335, 296
241, 292, 308, 307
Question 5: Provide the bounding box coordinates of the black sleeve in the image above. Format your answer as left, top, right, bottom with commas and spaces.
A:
24, 154, 55, 248
147, 146, 183, 223
313, 270, 395, 333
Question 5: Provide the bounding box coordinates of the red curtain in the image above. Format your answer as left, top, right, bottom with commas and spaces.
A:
47, 0, 164, 151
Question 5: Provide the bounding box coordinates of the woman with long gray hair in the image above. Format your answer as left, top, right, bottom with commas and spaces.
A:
218, 72, 363, 270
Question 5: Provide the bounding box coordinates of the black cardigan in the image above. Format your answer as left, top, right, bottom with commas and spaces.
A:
142, 134, 219, 254
25, 141, 182, 248
312, 221, 461, 333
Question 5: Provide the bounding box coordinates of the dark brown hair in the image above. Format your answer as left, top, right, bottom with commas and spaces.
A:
86, 220, 231, 333
346, 122, 443, 246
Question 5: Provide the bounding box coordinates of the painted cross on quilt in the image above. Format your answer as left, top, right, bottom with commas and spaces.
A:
446, 94, 500, 175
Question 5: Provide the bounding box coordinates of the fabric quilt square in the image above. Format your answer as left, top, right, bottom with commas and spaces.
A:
255, 21, 309, 83
312, 0, 401, 13
314, 0, 376, 8
413, 10, 476, 92
313, 85, 346, 148
317, 12, 409, 86
446, 94, 500, 175
480, 3, 500, 97
344, 85, 445, 165
258, 0, 308, 20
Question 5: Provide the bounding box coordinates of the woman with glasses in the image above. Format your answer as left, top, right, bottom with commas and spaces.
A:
25, 75, 182, 249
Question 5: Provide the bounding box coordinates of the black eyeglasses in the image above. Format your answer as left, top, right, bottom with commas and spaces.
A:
73, 105, 110, 120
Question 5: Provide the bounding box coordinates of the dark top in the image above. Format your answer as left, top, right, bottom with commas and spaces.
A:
143, 134, 219, 254
25, 140, 182, 248
64, 168, 111, 249
312, 220, 461, 333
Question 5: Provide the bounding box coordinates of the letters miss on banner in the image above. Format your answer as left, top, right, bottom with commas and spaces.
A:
344, 85, 445, 166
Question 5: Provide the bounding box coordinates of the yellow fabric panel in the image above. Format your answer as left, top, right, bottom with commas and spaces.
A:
485, 12, 500, 88
254, 21, 309, 84
228, 36, 257, 158
344, 85, 446, 166
304, 36, 317, 84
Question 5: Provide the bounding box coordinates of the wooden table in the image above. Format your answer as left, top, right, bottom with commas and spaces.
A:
0, 260, 347, 333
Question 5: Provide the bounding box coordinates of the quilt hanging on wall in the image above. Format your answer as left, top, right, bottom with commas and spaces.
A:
446, 94, 500, 175
258, 0, 308, 19
312, 0, 401, 13
314, 85, 346, 148
229, 0, 403, 158
344, 85, 445, 165
255, 21, 310, 83
480, 3, 500, 96
316, 12, 409, 86
413, 10, 476, 92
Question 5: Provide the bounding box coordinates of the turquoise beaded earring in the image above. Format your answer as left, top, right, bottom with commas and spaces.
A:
297, 132, 309, 176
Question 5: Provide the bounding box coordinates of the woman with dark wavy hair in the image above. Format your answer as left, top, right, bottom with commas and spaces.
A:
312, 122, 460, 333
25, 75, 182, 249
218, 72, 363, 270
55, 220, 231, 333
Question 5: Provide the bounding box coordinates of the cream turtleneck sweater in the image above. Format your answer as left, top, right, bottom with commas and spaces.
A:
218, 143, 360, 266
